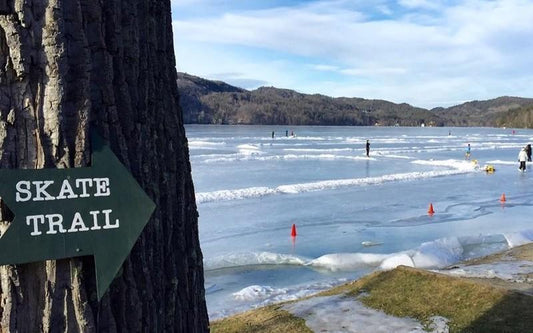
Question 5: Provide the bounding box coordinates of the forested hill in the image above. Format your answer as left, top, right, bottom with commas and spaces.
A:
178, 72, 246, 123
177, 73, 438, 126
431, 96, 533, 126
495, 104, 533, 128
177, 73, 533, 127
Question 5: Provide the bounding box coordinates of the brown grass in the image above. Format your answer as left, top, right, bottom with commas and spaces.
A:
210, 305, 312, 333
329, 266, 533, 332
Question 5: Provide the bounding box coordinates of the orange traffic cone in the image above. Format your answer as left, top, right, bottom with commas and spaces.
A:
428, 203, 435, 215
291, 224, 297, 237
500, 193, 506, 203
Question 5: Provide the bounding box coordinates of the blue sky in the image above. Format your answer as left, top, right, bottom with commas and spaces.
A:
171, 0, 533, 108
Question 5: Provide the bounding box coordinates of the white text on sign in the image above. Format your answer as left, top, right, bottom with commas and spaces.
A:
13, 178, 120, 236
15, 178, 111, 202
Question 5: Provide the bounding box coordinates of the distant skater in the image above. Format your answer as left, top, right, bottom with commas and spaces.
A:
465, 143, 471, 160
271, 131, 275, 139
286, 130, 288, 137
518, 147, 528, 172
366, 140, 370, 157
526, 144, 532, 162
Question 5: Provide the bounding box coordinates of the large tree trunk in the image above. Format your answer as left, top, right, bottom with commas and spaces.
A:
0, 0, 208, 332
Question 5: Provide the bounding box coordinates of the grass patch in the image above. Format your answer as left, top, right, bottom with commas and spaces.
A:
210, 304, 312, 333
335, 266, 533, 332
209, 265, 533, 332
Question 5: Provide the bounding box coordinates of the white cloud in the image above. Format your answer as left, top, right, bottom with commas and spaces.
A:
398, 0, 442, 10
376, 5, 393, 16
310, 64, 340, 72
173, 0, 533, 108
340, 67, 407, 76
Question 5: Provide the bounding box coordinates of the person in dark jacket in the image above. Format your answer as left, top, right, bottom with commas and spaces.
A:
526, 144, 532, 162
366, 140, 370, 157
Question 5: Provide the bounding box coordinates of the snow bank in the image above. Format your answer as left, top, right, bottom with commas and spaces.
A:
197, 168, 474, 203
309, 253, 389, 271
283, 148, 353, 152
237, 144, 263, 156
503, 229, 533, 247
198, 153, 375, 163
380, 254, 415, 270
411, 159, 478, 171
188, 140, 226, 148
204, 252, 308, 271
233, 285, 288, 302
410, 237, 464, 268
204, 233, 528, 272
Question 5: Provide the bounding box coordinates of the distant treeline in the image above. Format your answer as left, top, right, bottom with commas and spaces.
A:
178, 72, 533, 127
495, 104, 533, 128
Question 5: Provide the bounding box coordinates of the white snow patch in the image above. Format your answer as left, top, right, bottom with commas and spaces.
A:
504, 229, 533, 247
380, 253, 415, 270
437, 261, 533, 282
309, 253, 390, 271
283, 295, 448, 333
188, 141, 227, 150
428, 316, 450, 333
233, 285, 288, 302
410, 237, 464, 268
237, 144, 263, 156
486, 160, 516, 165
411, 159, 478, 171
362, 241, 383, 247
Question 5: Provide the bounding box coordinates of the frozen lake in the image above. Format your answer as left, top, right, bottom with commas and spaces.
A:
185, 125, 533, 320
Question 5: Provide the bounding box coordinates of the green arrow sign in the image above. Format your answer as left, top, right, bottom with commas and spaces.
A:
0, 133, 155, 300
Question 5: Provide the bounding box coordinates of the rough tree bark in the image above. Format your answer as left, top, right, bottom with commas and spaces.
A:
0, 0, 208, 332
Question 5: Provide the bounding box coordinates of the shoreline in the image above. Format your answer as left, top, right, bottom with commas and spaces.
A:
210, 242, 533, 332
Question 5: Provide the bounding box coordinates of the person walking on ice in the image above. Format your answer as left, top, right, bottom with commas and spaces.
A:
366, 140, 370, 157
518, 147, 528, 172
465, 143, 471, 160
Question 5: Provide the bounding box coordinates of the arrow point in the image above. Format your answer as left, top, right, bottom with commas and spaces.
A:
93, 202, 154, 301
94, 251, 123, 300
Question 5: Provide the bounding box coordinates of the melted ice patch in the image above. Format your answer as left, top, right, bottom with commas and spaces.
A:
283, 295, 435, 333
438, 261, 533, 282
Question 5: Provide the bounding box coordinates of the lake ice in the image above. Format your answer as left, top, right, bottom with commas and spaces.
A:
185, 125, 533, 320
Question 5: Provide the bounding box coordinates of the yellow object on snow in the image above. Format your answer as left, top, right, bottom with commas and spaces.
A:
484, 165, 495, 173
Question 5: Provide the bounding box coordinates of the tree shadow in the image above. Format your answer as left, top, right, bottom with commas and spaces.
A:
463, 292, 533, 333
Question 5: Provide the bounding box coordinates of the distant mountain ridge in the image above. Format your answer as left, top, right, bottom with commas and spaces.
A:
177, 72, 533, 127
